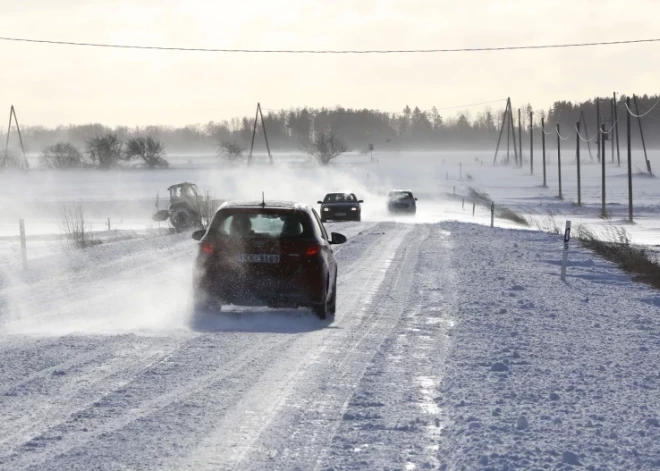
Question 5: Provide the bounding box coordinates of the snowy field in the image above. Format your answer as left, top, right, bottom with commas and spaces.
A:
0, 150, 659, 470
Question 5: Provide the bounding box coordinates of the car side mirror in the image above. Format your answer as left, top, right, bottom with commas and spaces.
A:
317, 201, 323, 205
358, 200, 364, 203
192, 229, 205, 241
330, 232, 347, 245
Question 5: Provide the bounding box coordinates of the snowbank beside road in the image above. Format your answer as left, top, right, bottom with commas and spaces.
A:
436, 222, 660, 470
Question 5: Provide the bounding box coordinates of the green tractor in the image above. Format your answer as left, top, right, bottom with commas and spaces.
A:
152, 182, 206, 231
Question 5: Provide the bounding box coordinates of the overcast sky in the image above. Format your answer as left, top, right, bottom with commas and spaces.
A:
1, 0, 659, 127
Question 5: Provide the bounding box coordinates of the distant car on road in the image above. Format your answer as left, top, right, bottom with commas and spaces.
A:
318, 193, 364, 222
192, 201, 347, 320
387, 190, 417, 215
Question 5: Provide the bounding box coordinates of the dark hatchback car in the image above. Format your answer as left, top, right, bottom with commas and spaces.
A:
387, 190, 417, 215
318, 193, 363, 222
192, 201, 346, 320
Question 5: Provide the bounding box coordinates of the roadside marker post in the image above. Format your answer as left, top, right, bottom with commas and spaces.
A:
560, 220, 572, 281
472, 202, 475, 216
19, 219, 27, 271
490, 203, 495, 228
107, 217, 111, 231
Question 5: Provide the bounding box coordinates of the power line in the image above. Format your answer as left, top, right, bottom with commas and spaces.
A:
0, 36, 659, 54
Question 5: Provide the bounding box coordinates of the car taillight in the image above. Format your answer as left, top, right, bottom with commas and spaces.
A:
200, 242, 214, 254
304, 244, 321, 257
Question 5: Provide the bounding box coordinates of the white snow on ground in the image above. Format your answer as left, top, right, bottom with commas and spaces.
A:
435, 222, 660, 471
0, 151, 659, 470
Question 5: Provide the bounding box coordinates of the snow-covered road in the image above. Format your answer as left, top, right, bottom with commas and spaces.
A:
1, 219, 659, 470
0, 221, 454, 470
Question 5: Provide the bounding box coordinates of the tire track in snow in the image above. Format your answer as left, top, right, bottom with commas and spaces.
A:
2, 333, 295, 471
0, 222, 410, 471
178, 223, 423, 470
317, 225, 457, 470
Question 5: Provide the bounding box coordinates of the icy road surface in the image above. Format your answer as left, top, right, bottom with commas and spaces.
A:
0, 221, 453, 470
1, 220, 659, 470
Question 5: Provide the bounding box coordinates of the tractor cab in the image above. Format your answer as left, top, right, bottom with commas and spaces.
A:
168, 183, 200, 205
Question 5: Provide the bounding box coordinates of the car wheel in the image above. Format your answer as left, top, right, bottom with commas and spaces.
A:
321, 216, 328, 223
314, 281, 336, 322
355, 214, 361, 222
193, 286, 221, 313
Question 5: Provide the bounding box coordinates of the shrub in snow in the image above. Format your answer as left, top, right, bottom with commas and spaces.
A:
306, 131, 350, 165
85, 133, 124, 169
576, 223, 660, 290
217, 140, 245, 163
59, 203, 98, 249
40, 142, 86, 169
124, 136, 169, 168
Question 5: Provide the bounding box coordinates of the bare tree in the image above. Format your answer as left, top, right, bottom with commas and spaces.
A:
60, 204, 97, 249
85, 133, 123, 169
307, 131, 350, 165
125, 136, 169, 168
218, 140, 245, 163
40, 142, 85, 169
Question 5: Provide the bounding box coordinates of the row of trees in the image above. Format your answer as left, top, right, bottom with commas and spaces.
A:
3, 94, 659, 160
40, 135, 168, 169
0, 105, 506, 155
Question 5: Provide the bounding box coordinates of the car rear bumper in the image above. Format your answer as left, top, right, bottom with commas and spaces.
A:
388, 205, 416, 213
322, 211, 360, 220
194, 271, 323, 307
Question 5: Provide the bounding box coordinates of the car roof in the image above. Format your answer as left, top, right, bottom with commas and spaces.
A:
389, 189, 414, 193
324, 192, 356, 196
219, 200, 310, 211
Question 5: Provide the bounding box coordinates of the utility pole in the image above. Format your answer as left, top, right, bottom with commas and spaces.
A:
601, 123, 606, 217
493, 98, 510, 165
613, 92, 621, 167
576, 121, 581, 206
541, 117, 547, 187
633, 94, 652, 174
529, 111, 534, 175
510, 105, 519, 165
610, 104, 614, 163
596, 98, 601, 163
506, 101, 511, 164
518, 108, 523, 167
557, 123, 562, 199
626, 97, 633, 223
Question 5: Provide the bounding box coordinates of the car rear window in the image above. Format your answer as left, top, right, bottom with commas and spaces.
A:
389, 191, 413, 199
208, 210, 312, 239
324, 193, 356, 203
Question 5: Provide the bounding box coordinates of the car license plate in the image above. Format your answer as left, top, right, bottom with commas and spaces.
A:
237, 254, 280, 263
335, 212, 346, 216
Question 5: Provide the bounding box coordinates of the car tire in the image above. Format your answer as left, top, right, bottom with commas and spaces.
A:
314, 281, 336, 322
355, 214, 361, 222
193, 286, 221, 313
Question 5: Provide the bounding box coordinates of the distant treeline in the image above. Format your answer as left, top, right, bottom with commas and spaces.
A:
3, 94, 659, 154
